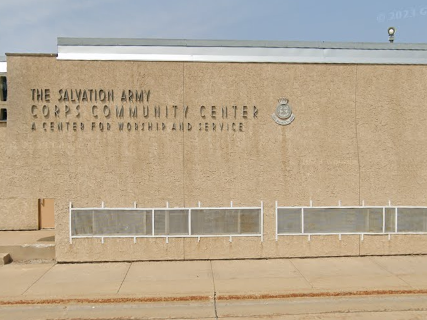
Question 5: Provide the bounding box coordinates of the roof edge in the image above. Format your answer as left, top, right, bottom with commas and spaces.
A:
6, 53, 57, 57
58, 37, 427, 51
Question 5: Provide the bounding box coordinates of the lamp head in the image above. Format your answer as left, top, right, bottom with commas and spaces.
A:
388, 27, 396, 43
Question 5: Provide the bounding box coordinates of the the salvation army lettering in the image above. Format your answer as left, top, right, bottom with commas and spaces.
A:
30, 88, 258, 132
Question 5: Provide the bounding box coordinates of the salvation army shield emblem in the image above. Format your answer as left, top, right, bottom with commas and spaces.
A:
272, 97, 295, 125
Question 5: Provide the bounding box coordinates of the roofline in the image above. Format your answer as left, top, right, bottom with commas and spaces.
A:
0, 57, 6, 73
57, 37, 427, 65
5, 53, 57, 57
58, 37, 427, 51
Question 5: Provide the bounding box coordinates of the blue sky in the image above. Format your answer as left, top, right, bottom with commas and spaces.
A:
1, 0, 427, 55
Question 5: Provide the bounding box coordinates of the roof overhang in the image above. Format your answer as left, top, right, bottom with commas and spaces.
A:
57, 38, 427, 65
0, 56, 6, 72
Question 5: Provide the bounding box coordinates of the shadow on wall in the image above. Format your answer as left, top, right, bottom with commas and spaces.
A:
38, 236, 55, 242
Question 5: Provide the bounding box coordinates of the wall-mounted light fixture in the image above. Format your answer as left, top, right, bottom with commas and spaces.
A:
388, 27, 396, 43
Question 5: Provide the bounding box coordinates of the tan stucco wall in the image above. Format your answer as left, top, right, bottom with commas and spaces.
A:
2, 55, 427, 261
1, 98, 40, 230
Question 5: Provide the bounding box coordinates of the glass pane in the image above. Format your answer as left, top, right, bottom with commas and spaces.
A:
385, 208, 396, 232
169, 210, 189, 235
304, 208, 383, 233
154, 210, 189, 235
0, 109, 6, 121
191, 209, 260, 235
277, 208, 302, 233
240, 210, 261, 234
71, 210, 93, 236
92, 210, 152, 236
0, 76, 6, 101
397, 208, 427, 232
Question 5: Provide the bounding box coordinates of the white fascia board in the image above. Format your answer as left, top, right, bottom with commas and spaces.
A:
0, 61, 6, 73
57, 45, 427, 65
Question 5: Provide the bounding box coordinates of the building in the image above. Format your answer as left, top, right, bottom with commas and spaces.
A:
1, 38, 427, 262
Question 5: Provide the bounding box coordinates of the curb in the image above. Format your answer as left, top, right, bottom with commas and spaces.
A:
1, 289, 427, 306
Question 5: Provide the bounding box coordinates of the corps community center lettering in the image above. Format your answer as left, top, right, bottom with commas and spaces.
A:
29, 88, 259, 132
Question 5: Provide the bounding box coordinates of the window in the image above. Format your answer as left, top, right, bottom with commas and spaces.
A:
70, 206, 263, 238
276, 206, 427, 235
0, 108, 6, 121
0, 76, 6, 101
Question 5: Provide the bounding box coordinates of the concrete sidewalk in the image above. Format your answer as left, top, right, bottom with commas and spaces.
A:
1, 255, 427, 303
